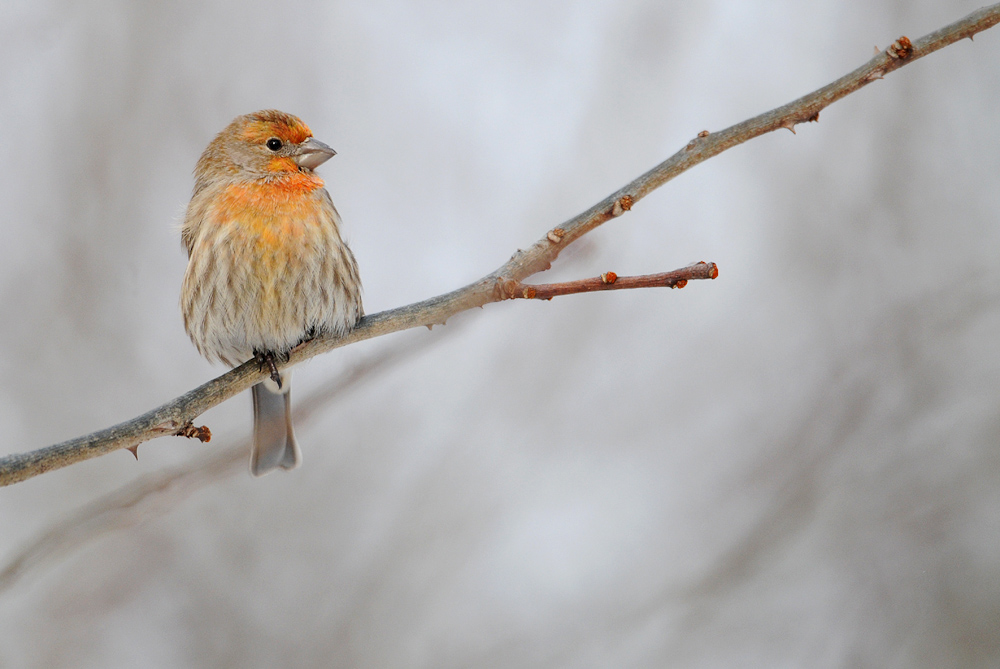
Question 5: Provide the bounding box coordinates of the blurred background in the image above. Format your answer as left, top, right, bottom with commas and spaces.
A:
1, 1, 999, 666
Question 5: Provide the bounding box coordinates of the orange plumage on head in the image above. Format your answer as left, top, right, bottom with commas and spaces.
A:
239, 109, 313, 145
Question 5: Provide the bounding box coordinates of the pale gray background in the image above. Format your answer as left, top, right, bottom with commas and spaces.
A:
1, 1, 999, 667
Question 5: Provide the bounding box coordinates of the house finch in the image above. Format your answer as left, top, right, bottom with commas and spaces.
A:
180, 110, 363, 476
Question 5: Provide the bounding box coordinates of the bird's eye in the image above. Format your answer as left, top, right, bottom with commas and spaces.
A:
265, 138, 283, 152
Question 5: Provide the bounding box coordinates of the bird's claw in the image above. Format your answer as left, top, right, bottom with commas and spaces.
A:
254, 351, 284, 389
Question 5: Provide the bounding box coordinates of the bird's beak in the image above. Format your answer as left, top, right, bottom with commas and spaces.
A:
294, 138, 337, 170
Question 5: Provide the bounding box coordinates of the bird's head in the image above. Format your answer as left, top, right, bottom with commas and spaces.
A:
197, 109, 336, 183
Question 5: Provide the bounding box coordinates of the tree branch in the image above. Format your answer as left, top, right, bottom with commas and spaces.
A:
1, 4, 997, 487
500, 263, 719, 301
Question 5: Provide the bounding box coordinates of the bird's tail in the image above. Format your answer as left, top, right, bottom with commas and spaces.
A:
250, 372, 301, 476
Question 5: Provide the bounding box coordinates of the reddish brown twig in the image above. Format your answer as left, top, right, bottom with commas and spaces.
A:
500, 262, 718, 300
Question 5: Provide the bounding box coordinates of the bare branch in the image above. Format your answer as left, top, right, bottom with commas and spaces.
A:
499, 263, 719, 301
1, 4, 997, 487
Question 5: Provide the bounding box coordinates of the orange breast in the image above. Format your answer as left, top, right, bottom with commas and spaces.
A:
182, 169, 356, 365
214, 172, 326, 245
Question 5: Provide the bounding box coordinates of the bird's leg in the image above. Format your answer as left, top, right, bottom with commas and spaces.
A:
253, 350, 286, 389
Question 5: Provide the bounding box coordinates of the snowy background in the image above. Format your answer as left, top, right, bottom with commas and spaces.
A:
1, 1, 999, 666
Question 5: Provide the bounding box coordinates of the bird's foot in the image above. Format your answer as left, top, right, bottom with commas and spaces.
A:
253, 350, 288, 389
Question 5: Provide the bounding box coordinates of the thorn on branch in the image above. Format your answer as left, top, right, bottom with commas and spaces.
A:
126, 445, 139, 460
175, 421, 212, 443
887, 36, 913, 59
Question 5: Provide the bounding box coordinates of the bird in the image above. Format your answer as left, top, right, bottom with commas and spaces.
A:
180, 110, 363, 476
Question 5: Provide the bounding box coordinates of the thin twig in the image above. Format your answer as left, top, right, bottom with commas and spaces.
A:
500, 263, 719, 300
1, 4, 997, 487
